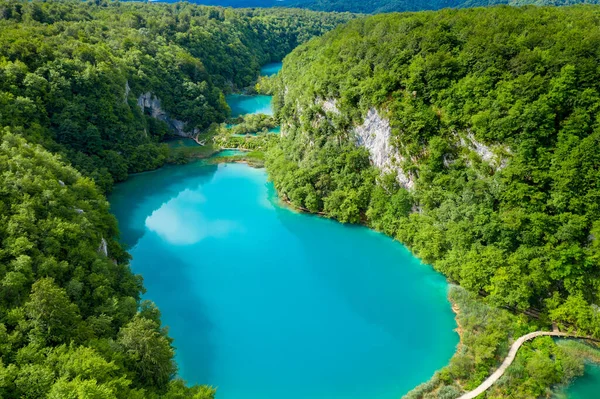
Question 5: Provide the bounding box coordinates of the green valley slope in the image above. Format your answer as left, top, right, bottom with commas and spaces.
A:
286, 0, 600, 15
0, 0, 352, 191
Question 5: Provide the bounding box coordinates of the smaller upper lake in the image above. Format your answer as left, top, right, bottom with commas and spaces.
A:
260, 62, 282, 76
226, 94, 273, 117
225, 62, 281, 117
212, 149, 248, 157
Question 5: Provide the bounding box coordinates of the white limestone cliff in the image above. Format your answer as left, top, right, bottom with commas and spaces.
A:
353, 108, 415, 190
98, 237, 108, 257
459, 132, 510, 171
137, 92, 198, 138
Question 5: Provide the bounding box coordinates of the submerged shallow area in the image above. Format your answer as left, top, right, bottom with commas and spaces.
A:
555, 363, 600, 399
109, 161, 458, 399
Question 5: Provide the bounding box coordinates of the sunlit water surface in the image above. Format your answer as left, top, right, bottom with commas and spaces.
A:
225, 62, 280, 118
110, 161, 458, 399
555, 363, 600, 399
226, 94, 273, 117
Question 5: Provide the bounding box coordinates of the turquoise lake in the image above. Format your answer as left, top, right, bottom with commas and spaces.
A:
109, 161, 458, 399
224, 62, 280, 118
226, 94, 273, 117
212, 149, 248, 157
259, 62, 282, 76
555, 363, 600, 399
166, 137, 199, 149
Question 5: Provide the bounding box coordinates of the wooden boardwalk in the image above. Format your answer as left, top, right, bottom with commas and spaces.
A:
457, 331, 580, 399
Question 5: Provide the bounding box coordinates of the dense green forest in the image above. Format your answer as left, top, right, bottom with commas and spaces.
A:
268, 5, 600, 334
285, 0, 600, 15
0, 0, 352, 191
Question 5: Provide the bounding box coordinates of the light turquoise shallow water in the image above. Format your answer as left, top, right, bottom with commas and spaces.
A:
226, 94, 273, 117
555, 363, 600, 399
213, 149, 248, 157
109, 161, 458, 399
260, 62, 282, 76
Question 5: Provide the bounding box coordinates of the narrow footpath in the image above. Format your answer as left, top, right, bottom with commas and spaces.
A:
457, 331, 591, 399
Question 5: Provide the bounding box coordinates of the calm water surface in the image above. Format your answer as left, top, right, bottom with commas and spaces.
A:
555, 363, 600, 399
226, 94, 273, 117
212, 149, 248, 157
109, 161, 458, 399
225, 62, 281, 118
165, 137, 199, 149
260, 62, 282, 76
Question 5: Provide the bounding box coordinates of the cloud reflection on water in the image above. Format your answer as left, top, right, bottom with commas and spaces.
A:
145, 188, 241, 245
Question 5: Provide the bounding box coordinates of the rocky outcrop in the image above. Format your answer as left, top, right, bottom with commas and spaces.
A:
353, 108, 415, 190
319, 97, 340, 114
124, 81, 131, 103
98, 237, 108, 257
459, 132, 510, 171
137, 92, 198, 138
314, 100, 510, 189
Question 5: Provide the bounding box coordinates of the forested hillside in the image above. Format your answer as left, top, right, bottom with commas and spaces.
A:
268, 5, 600, 332
0, 0, 352, 191
0, 132, 217, 397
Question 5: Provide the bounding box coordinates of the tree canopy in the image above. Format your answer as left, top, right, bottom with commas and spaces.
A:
286, 0, 600, 14
0, 0, 352, 191
0, 131, 216, 397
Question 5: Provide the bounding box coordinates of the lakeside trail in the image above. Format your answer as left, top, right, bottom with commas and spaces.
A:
457, 331, 596, 399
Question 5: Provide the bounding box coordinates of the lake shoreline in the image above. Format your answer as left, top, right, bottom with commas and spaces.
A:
110, 161, 458, 399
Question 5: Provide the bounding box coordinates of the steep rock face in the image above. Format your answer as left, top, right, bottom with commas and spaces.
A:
98, 237, 108, 257
124, 81, 131, 103
459, 132, 510, 171
310, 94, 510, 189
137, 92, 198, 137
320, 97, 340, 114
314, 99, 509, 190
353, 108, 415, 190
